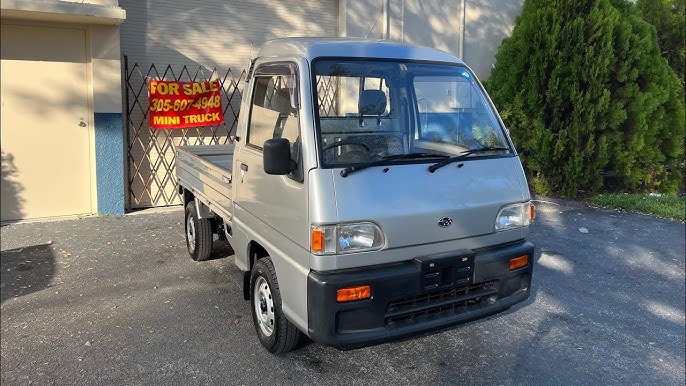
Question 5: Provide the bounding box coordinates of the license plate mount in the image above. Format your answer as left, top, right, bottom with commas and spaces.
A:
414, 251, 476, 292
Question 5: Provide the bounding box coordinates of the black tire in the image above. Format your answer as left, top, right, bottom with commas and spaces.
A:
250, 257, 302, 354
184, 202, 213, 261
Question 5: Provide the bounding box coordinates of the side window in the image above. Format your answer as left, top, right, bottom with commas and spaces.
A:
247, 75, 298, 147
247, 72, 303, 181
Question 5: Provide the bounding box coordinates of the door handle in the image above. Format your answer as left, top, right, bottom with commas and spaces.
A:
239, 163, 248, 183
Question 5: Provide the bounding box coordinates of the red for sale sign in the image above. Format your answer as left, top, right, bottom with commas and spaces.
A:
148, 80, 224, 129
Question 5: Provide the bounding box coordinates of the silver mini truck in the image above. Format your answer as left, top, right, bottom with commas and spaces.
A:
176, 38, 535, 353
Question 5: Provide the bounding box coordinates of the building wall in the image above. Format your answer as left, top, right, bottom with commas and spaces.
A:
91, 24, 125, 215
64, 0, 120, 5
386, 0, 461, 57
119, 0, 338, 71
463, 0, 523, 79
339, 0, 522, 80
0, 0, 126, 220
338, 0, 385, 39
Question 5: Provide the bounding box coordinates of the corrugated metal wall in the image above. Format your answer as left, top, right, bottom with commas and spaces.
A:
119, 0, 338, 208
119, 0, 338, 74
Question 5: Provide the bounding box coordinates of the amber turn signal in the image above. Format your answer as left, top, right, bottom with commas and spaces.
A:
311, 229, 324, 252
509, 255, 529, 270
530, 203, 536, 222
336, 285, 371, 302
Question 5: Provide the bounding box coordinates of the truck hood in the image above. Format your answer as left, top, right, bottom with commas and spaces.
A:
330, 156, 527, 249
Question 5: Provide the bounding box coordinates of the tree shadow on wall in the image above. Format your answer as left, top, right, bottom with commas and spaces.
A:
1, 150, 24, 224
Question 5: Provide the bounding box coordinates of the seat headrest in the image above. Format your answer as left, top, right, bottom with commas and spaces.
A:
271, 88, 292, 115
358, 89, 387, 115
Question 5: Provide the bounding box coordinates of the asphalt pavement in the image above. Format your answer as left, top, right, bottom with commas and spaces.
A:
1, 198, 684, 385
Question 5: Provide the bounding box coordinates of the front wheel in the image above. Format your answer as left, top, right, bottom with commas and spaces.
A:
185, 201, 213, 261
250, 257, 302, 353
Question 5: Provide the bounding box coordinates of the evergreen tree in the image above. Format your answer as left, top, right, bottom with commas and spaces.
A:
636, 0, 685, 84
486, 0, 684, 197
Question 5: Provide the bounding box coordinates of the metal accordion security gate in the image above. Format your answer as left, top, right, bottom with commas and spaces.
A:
123, 56, 245, 209
123, 57, 340, 210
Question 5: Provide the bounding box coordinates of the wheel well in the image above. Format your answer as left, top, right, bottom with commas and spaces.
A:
182, 188, 193, 206
183, 189, 219, 232
248, 241, 269, 270
243, 241, 269, 300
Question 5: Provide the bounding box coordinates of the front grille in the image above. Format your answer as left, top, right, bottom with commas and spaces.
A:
385, 281, 499, 326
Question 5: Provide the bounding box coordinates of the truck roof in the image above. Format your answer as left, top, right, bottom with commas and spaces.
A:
258, 37, 463, 64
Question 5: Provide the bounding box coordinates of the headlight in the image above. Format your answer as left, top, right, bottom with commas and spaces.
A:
311, 222, 385, 255
495, 202, 531, 231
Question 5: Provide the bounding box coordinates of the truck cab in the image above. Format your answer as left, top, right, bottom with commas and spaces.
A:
176, 38, 534, 353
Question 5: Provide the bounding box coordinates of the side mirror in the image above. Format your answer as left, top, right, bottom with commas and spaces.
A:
263, 138, 295, 175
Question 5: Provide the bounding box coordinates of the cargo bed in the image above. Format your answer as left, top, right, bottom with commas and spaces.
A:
176, 144, 234, 223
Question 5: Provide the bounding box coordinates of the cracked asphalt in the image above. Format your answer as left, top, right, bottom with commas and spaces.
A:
1, 198, 684, 385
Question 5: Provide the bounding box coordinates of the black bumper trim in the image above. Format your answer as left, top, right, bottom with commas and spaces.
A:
385, 281, 499, 321
306, 240, 534, 349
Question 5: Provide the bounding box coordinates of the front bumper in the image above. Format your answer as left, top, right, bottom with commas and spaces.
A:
306, 240, 534, 349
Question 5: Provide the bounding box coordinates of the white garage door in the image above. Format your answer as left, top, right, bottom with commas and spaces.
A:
1, 24, 93, 222
119, 0, 339, 70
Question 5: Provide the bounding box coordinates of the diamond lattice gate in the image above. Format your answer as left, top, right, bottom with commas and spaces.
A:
123, 57, 245, 209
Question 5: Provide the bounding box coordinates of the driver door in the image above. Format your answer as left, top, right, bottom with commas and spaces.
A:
234, 63, 307, 250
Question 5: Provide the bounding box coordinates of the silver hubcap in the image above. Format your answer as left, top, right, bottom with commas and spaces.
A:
187, 216, 196, 253
253, 276, 275, 337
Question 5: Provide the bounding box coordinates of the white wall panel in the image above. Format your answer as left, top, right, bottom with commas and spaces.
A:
463, 0, 523, 79
119, 0, 338, 71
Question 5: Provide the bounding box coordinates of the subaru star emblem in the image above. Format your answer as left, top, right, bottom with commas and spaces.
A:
438, 217, 453, 228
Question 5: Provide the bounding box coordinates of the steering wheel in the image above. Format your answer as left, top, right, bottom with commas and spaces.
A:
323, 139, 371, 152
334, 150, 374, 164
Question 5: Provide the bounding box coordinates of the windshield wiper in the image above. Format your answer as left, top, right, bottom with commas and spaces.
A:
427, 147, 510, 173
340, 153, 448, 177
382, 152, 449, 161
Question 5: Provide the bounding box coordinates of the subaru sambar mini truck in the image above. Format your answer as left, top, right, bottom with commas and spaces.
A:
176, 38, 535, 353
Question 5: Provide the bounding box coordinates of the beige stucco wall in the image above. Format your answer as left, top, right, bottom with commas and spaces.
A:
1, 0, 126, 25
90, 24, 122, 113
1, 1, 125, 113
1, 0, 126, 219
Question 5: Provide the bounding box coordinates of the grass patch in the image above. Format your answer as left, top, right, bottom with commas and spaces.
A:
591, 194, 685, 221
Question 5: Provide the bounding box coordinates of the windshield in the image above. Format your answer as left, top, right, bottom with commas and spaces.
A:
313, 60, 511, 167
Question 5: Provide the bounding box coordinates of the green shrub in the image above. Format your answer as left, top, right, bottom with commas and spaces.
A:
636, 0, 685, 85
486, 0, 685, 197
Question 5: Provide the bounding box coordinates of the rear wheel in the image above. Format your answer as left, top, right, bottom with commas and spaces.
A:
185, 201, 213, 261
250, 257, 301, 353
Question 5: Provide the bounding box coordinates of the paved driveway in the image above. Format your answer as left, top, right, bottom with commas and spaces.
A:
1, 199, 684, 385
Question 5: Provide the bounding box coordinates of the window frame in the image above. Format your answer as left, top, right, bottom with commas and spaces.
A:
246, 62, 300, 151
245, 61, 304, 182
311, 57, 513, 169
